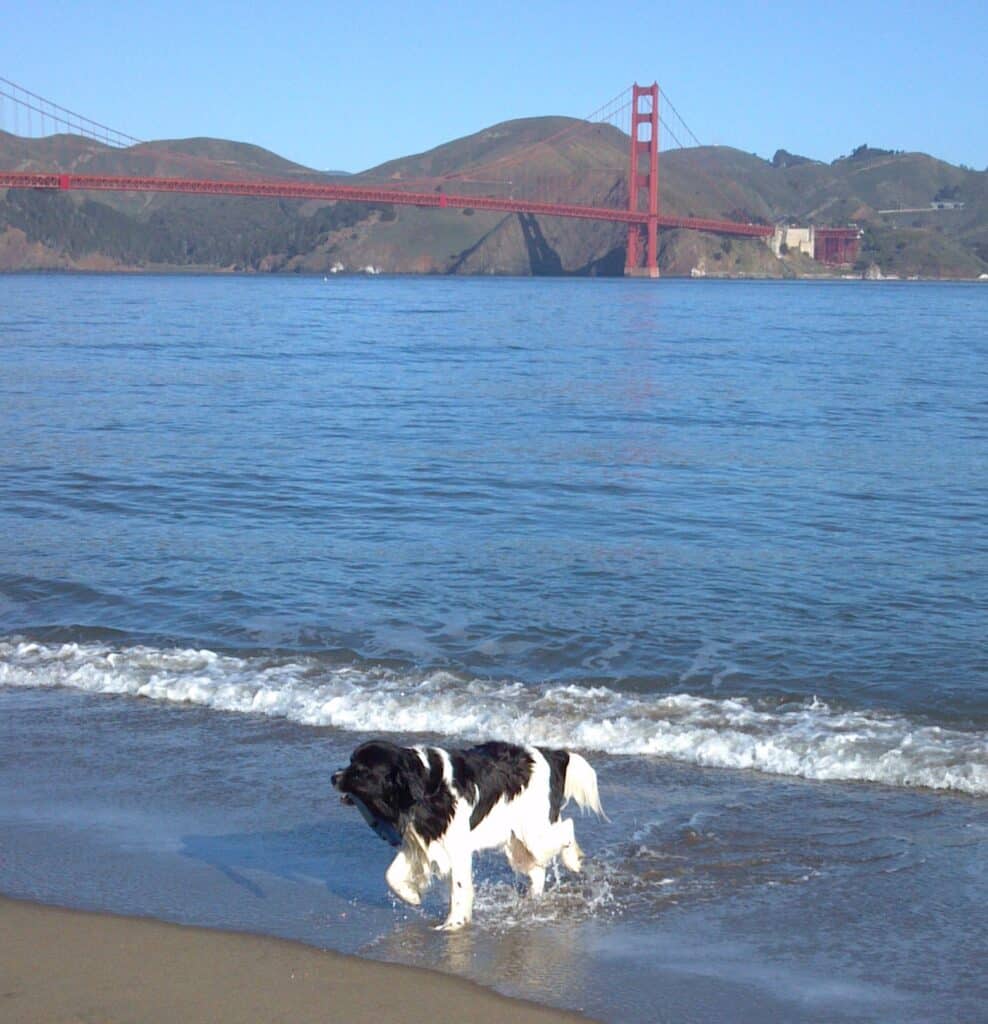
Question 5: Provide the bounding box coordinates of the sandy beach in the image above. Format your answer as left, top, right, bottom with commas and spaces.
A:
0, 896, 590, 1024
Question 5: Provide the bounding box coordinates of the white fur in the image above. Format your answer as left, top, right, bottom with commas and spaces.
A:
385, 745, 602, 930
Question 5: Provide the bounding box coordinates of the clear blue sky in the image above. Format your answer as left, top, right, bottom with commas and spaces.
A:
2, 1, 986, 172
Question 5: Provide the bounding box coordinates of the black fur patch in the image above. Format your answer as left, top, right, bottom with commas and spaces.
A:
458, 742, 534, 831
412, 748, 456, 843
333, 740, 539, 843
538, 747, 570, 823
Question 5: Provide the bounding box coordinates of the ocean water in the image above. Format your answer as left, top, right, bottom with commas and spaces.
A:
1, 273, 985, 1022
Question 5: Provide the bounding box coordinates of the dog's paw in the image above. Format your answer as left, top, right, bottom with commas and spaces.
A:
389, 883, 422, 906
435, 917, 469, 932
561, 841, 583, 874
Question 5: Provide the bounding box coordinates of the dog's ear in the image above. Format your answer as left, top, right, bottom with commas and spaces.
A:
389, 750, 426, 806
387, 750, 429, 835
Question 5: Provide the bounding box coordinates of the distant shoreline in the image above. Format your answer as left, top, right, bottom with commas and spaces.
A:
1, 266, 987, 281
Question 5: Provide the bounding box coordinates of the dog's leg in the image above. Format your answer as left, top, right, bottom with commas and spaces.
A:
518, 819, 583, 887
505, 834, 548, 897
528, 864, 546, 897
556, 818, 583, 874
436, 849, 473, 931
534, 818, 583, 873
385, 849, 423, 906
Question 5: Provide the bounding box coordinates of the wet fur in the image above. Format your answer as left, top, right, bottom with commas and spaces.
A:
332, 739, 603, 930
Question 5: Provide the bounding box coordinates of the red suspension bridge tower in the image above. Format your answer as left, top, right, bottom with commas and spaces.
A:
624, 82, 660, 278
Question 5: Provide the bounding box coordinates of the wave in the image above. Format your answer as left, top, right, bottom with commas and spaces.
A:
1, 638, 985, 796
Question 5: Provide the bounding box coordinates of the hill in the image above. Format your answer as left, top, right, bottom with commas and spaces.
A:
1, 122, 986, 277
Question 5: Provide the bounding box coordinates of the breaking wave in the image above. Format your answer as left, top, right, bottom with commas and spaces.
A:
1, 638, 985, 796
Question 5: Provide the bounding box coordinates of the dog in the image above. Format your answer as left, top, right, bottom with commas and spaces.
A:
332, 739, 604, 930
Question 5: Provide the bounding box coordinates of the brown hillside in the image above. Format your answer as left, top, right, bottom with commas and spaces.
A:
1, 122, 986, 277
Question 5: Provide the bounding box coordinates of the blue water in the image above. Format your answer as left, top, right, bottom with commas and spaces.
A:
2, 275, 986, 719
1, 274, 986, 1023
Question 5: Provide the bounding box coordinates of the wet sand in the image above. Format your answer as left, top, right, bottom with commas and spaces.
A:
0, 896, 590, 1024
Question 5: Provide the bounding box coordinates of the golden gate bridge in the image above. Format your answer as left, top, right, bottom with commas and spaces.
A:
0, 77, 861, 274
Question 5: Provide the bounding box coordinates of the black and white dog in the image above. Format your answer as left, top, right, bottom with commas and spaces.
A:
332, 740, 604, 930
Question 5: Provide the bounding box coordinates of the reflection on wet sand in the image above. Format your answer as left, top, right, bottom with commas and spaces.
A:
368, 914, 594, 1010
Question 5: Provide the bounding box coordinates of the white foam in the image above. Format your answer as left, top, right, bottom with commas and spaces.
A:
467, 859, 623, 930
1, 638, 985, 796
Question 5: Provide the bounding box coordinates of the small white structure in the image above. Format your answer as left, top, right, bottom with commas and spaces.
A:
769, 225, 815, 257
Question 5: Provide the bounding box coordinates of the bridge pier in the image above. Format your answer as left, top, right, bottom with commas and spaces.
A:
625, 262, 660, 279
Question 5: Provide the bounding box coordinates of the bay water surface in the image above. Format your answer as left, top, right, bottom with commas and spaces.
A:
1, 274, 985, 1022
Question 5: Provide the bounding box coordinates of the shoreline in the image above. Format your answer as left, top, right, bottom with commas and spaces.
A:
0, 895, 591, 1024
2, 265, 987, 281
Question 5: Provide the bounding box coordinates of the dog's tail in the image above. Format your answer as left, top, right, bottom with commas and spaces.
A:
564, 752, 607, 820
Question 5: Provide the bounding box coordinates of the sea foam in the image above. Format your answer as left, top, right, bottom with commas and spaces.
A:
1, 638, 985, 796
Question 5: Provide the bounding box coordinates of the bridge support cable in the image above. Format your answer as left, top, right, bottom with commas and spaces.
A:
658, 86, 770, 233
0, 75, 143, 147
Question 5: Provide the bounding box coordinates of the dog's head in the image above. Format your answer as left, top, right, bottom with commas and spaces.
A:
332, 740, 426, 834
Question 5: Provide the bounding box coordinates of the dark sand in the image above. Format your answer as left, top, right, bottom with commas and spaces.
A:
0, 896, 591, 1024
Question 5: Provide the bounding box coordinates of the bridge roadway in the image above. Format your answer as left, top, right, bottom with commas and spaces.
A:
0, 170, 775, 240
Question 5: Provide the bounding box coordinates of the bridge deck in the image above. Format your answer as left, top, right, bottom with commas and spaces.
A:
0, 171, 775, 239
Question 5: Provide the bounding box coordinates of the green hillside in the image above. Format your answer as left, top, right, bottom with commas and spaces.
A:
361, 117, 627, 182
1, 122, 986, 277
